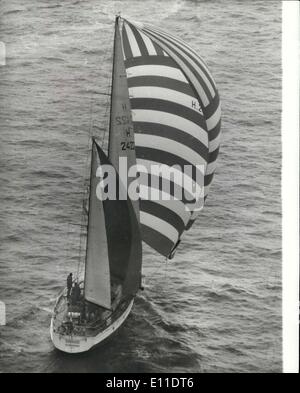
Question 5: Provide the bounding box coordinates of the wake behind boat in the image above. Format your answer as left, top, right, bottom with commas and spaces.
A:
50, 15, 221, 353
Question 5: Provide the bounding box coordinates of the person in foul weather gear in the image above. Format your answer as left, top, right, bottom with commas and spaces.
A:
67, 273, 73, 298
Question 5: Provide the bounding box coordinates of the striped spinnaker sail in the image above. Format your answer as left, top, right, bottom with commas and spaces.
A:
121, 19, 221, 257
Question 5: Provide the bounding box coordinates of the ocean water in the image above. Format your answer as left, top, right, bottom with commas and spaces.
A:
0, 0, 282, 373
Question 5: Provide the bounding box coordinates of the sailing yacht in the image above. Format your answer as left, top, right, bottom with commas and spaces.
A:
50, 16, 221, 353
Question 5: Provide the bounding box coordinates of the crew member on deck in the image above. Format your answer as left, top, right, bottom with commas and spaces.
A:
67, 273, 73, 298
72, 282, 81, 303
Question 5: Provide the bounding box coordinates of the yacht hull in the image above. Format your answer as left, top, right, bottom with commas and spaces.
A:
50, 299, 134, 354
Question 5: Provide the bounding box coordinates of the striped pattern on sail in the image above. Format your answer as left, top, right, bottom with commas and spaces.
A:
137, 24, 222, 199
121, 19, 221, 257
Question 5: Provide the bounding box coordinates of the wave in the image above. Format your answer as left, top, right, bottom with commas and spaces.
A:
37, 4, 63, 10
3, 9, 25, 16
31, 170, 68, 179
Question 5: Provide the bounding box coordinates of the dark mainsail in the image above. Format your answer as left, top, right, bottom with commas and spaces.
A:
95, 142, 142, 299
84, 141, 142, 308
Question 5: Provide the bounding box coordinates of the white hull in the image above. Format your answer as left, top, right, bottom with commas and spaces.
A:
50, 299, 134, 354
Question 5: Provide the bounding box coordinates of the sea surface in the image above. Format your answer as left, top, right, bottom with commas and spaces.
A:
0, 0, 282, 373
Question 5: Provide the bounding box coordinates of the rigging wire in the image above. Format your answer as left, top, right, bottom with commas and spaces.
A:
163, 260, 169, 287
164, 257, 169, 288
143, 256, 171, 290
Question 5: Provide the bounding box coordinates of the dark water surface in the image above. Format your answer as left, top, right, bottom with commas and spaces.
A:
0, 0, 282, 373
